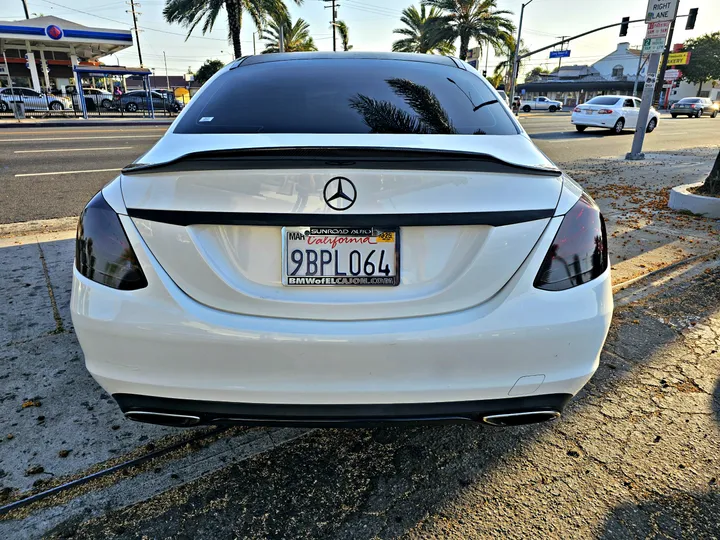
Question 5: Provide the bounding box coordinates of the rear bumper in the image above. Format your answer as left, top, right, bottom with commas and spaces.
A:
71, 212, 613, 412
115, 393, 572, 427
571, 116, 615, 128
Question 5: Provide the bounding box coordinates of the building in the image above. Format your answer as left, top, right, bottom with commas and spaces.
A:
517, 41, 719, 107
126, 75, 202, 91
592, 42, 648, 81
0, 16, 133, 93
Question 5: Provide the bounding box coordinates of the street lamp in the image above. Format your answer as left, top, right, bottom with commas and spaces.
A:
508, 0, 535, 103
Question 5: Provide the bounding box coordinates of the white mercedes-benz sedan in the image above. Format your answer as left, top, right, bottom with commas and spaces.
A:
71, 52, 613, 428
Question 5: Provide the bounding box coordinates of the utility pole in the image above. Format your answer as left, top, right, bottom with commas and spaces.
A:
484, 40, 489, 77
279, 25, 285, 53
253, 32, 257, 55
626, 0, 680, 160
21, 0, 30, 18
653, 17, 676, 106
509, 0, 534, 103
556, 36, 569, 71
163, 51, 170, 90
324, 0, 338, 52
632, 51, 649, 97
127, 0, 144, 67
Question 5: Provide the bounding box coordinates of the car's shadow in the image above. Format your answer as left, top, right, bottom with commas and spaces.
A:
530, 130, 636, 141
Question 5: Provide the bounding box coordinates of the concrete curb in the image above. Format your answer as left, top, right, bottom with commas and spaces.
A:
0, 120, 173, 129
669, 181, 720, 218
0, 217, 78, 240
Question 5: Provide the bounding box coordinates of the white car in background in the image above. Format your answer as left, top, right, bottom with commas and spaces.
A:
71, 52, 612, 428
496, 89, 510, 106
572, 95, 659, 134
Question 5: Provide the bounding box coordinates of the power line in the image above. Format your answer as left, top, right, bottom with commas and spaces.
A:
342, 5, 397, 20
35, 0, 229, 41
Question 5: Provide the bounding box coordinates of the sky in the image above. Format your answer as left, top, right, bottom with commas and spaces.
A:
3, 0, 719, 78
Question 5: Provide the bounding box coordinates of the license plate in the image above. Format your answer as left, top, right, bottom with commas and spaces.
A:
282, 227, 399, 286
583, 109, 592, 115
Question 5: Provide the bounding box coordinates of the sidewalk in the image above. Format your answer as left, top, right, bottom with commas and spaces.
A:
0, 117, 173, 128
559, 147, 720, 285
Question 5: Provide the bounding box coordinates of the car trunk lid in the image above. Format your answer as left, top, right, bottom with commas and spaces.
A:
122, 139, 562, 321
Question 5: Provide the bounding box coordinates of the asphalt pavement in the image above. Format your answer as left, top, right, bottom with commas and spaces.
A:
1, 115, 718, 225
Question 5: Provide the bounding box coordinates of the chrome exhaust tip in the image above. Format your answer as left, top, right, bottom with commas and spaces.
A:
125, 411, 201, 427
482, 410, 560, 427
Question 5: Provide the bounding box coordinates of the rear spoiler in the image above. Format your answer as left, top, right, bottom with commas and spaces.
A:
121, 147, 562, 177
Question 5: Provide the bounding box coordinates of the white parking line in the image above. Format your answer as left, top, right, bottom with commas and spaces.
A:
15, 168, 122, 178
2, 135, 159, 142
14, 147, 133, 154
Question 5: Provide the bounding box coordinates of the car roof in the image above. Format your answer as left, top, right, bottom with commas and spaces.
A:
238, 51, 461, 69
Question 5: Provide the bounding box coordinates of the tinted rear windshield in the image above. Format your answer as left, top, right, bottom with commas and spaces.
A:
174, 58, 518, 135
586, 97, 620, 105
678, 98, 701, 103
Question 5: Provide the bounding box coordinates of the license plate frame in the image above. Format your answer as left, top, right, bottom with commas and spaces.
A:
281, 226, 401, 287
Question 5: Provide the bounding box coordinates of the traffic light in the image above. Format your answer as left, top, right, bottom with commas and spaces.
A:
686, 8, 698, 30
619, 16, 629, 37
482, 70, 487, 77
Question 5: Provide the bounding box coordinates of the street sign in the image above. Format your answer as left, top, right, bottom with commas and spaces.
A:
467, 47, 481, 61
667, 51, 691, 65
664, 69, 681, 80
643, 37, 666, 53
549, 50, 571, 59
467, 59, 478, 69
645, 0, 679, 23
645, 21, 671, 39
0, 65, 7, 75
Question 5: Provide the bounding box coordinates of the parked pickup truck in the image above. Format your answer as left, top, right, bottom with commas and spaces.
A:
520, 96, 563, 112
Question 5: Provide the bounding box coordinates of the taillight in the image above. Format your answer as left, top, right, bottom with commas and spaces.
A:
690, 104, 697, 109
598, 109, 613, 114
75, 192, 147, 290
574, 107, 581, 112
534, 194, 608, 291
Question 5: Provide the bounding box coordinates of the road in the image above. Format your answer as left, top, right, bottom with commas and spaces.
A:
1, 115, 718, 224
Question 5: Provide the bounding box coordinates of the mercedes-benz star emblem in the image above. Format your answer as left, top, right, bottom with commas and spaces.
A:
323, 177, 357, 211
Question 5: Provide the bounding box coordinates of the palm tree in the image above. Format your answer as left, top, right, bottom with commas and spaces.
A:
336, 20, 352, 51
422, 0, 514, 61
493, 37, 529, 88
392, 5, 455, 55
261, 15, 317, 53
163, 0, 301, 59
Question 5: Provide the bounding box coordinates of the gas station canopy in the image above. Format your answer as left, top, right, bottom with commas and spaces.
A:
0, 16, 135, 94
0, 16, 133, 58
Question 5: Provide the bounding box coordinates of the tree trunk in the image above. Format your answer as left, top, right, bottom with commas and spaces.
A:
459, 35, 469, 60
696, 80, 704, 97
226, 0, 242, 58
702, 149, 720, 194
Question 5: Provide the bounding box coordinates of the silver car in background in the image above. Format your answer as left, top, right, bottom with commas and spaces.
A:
0, 87, 73, 112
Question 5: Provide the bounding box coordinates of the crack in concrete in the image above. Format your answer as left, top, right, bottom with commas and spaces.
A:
35, 240, 64, 335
